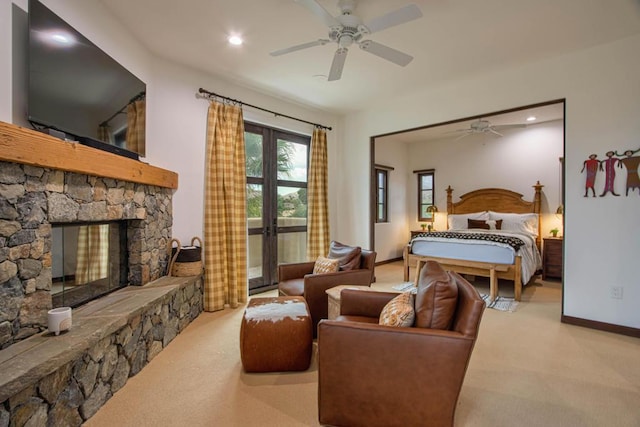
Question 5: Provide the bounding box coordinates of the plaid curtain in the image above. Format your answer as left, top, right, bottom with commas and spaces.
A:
307, 128, 330, 260
75, 225, 109, 283
203, 101, 248, 311
126, 99, 146, 156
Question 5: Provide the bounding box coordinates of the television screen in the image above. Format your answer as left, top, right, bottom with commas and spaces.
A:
28, 0, 146, 158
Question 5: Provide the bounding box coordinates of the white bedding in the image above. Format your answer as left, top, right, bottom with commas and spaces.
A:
410, 229, 542, 284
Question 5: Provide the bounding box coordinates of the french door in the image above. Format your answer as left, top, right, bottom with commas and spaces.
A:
245, 122, 310, 294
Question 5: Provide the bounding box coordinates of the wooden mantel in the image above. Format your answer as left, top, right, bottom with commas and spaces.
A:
0, 121, 178, 189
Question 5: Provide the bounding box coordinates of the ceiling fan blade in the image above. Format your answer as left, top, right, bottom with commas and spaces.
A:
454, 132, 472, 141
493, 124, 527, 130
295, 0, 340, 28
359, 40, 413, 66
328, 47, 348, 81
364, 4, 423, 34
488, 128, 504, 137
270, 39, 330, 56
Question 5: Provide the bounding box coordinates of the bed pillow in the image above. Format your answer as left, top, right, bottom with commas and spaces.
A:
379, 291, 415, 327
448, 211, 488, 230
467, 219, 502, 230
488, 211, 538, 236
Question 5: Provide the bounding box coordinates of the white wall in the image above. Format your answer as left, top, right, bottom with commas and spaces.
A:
339, 35, 640, 329
374, 141, 410, 261
375, 120, 564, 262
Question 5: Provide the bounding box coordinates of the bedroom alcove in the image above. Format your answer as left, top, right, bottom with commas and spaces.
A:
370, 100, 565, 299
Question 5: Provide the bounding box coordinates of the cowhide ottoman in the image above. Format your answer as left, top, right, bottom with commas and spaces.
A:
240, 296, 313, 372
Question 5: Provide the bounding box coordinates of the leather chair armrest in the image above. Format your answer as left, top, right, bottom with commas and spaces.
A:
339, 290, 398, 318
278, 261, 315, 282
318, 321, 476, 427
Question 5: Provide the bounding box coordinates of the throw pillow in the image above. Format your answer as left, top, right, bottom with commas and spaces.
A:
327, 240, 362, 271
313, 256, 340, 275
467, 219, 502, 230
414, 261, 458, 330
379, 291, 415, 327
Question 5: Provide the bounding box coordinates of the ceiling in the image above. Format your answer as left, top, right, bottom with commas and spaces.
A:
97, 0, 640, 115
376, 101, 565, 144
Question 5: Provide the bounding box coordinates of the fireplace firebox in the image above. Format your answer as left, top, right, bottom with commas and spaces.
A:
51, 221, 128, 308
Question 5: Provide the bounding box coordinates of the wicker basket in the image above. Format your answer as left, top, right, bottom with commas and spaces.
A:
168, 237, 203, 277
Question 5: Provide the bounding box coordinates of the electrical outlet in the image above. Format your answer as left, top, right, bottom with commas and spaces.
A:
610, 286, 623, 299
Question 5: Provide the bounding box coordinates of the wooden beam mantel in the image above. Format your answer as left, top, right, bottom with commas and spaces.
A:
0, 122, 178, 189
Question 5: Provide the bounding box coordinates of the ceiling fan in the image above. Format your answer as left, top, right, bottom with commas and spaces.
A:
450, 119, 527, 141
270, 0, 423, 81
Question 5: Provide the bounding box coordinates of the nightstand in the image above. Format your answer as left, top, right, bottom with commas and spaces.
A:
543, 237, 563, 280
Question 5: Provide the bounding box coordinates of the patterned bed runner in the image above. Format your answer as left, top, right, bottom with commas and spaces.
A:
411, 231, 525, 251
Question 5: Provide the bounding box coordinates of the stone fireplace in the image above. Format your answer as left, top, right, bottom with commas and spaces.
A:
0, 160, 173, 348
0, 121, 180, 351
0, 122, 204, 426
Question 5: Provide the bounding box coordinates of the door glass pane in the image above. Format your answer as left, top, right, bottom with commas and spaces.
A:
246, 184, 263, 228
277, 139, 308, 182
247, 234, 262, 280
277, 232, 307, 264
245, 132, 263, 178
277, 186, 307, 227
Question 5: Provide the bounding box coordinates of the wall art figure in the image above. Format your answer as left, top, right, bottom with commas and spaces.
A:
581, 153, 599, 197
618, 148, 640, 196
600, 151, 620, 197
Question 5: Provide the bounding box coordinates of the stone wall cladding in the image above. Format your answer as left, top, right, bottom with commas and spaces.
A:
0, 161, 173, 348
0, 276, 203, 427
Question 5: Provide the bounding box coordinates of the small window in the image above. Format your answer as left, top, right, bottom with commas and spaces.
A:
417, 170, 435, 222
375, 168, 388, 223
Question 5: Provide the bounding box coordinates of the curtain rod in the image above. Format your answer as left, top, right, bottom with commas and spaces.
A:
197, 88, 332, 131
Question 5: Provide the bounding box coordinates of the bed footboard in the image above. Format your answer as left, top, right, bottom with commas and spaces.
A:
406, 251, 522, 301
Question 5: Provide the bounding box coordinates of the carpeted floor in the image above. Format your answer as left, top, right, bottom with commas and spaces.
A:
85, 262, 640, 427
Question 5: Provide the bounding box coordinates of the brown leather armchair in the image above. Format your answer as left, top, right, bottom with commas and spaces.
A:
317, 261, 486, 427
278, 249, 376, 337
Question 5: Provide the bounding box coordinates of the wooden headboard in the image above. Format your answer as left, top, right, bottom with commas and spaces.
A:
445, 181, 543, 248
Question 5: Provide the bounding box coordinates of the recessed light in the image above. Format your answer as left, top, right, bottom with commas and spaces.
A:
228, 35, 243, 46
526, 116, 537, 122
312, 74, 327, 82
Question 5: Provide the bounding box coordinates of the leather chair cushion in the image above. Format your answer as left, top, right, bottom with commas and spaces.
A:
328, 241, 362, 271
278, 278, 305, 296
313, 256, 340, 274
414, 261, 458, 329
379, 291, 415, 327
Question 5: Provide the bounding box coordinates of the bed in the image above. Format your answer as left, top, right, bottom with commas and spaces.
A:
403, 182, 543, 301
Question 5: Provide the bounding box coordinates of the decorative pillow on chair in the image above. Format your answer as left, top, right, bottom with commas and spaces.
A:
313, 256, 340, 274
379, 291, 415, 327
327, 241, 362, 271
414, 261, 458, 330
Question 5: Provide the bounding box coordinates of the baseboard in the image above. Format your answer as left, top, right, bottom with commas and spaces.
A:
375, 257, 403, 266
561, 315, 640, 338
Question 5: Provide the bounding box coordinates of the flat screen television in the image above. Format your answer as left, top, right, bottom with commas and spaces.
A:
28, 0, 146, 160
